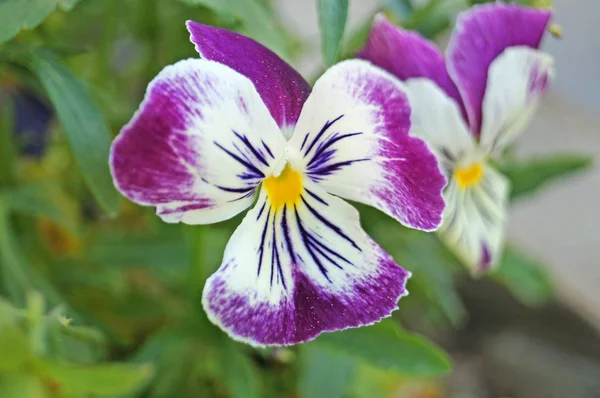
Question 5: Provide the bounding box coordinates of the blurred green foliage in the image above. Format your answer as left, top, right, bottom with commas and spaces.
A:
0, 0, 591, 397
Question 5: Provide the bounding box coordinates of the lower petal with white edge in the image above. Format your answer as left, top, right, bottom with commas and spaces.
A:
202, 180, 410, 346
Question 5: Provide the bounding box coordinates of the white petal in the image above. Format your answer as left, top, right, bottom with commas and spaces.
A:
110, 59, 287, 225
439, 165, 510, 273
479, 46, 555, 154
286, 60, 446, 232
404, 78, 476, 171
202, 180, 409, 346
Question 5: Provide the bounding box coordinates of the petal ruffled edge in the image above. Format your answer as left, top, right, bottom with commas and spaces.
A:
288, 59, 447, 232
110, 58, 285, 224
446, 3, 552, 135
202, 182, 410, 346
186, 21, 311, 135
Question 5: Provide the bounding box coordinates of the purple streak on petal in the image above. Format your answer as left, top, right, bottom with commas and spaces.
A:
203, 249, 408, 346
358, 14, 466, 119
364, 67, 447, 231
447, 3, 552, 135
529, 63, 551, 95
110, 73, 213, 207
186, 21, 311, 130
479, 242, 492, 272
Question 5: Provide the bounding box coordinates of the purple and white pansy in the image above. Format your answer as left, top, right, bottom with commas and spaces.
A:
110, 22, 446, 345
360, 3, 555, 274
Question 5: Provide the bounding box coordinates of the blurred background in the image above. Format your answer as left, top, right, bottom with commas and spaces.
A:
0, 0, 598, 397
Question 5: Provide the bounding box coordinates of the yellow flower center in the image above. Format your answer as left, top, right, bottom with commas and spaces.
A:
454, 162, 485, 189
263, 164, 303, 209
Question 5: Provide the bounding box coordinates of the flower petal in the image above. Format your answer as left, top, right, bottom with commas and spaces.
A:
202, 181, 409, 346
287, 60, 446, 231
446, 3, 552, 134
186, 21, 311, 134
404, 78, 476, 173
359, 14, 464, 116
479, 47, 554, 155
110, 59, 286, 224
439, 166, 509, 274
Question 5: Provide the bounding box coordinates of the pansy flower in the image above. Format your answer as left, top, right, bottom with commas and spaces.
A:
109, 22, 446, 345
360, 3, 554, 273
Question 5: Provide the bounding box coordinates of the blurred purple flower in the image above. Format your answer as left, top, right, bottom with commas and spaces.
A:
360, 3, 555, 274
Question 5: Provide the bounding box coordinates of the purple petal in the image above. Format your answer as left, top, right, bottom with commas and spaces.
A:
359, 14, 465, 117
446, 3, 552, 135
186, 21, 311, 132
110, 59, 286, 224
202, 184, 409, 346
288, 60, 446, 232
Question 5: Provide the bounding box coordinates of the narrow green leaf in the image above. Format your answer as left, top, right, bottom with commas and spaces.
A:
316, 320, 451, 375
317, 0, 349, 67
14, 49, 121, 215
299, 345, 355, 398
221, 343, 261, 398
1, 181, 78, 233
43, 361, 153, 396
493, 246, 554, 307
498, 154, 592, 200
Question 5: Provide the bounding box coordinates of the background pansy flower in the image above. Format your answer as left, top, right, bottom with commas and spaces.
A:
109, 22, 446, 346
359, 3, 555, 274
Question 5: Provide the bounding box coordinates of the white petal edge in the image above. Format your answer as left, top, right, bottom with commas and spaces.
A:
405, 78, 476, 171
479, 46, 555, 155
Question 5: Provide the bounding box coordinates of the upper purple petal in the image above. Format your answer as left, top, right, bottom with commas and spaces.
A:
446, 3, 552, 135
358, 14, 465, 118
186, 21, 311, 131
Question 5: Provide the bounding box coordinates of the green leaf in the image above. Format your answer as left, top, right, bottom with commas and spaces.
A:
0, 0, 55, 43
221, 343, 261, 398
299, 345, 355, 398
403, 0, 451, 38
57, 0, 82, 11
317, 0, 349, 67
0, 325, 32, 372
43, 361, 153, 396
179, 0, 296, 58
14, 49, 121, 215
498, 154, 592, 200
1, 182, 78, 233
0, 373, 46, 398
493, 246, 554, 307
0, 0, 82, 43
315, 320, 451, 375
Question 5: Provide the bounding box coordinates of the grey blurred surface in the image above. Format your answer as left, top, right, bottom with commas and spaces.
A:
275, 0, 600, 328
